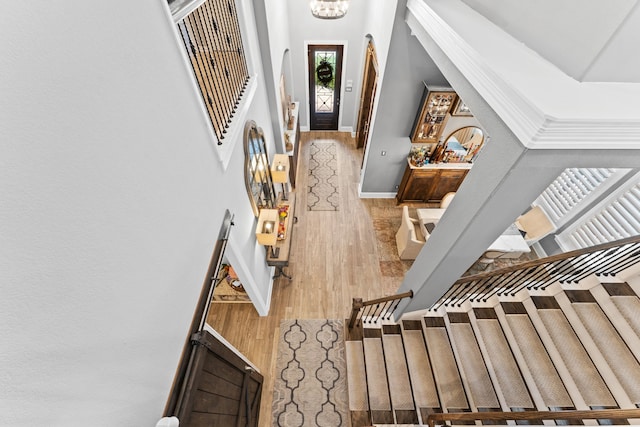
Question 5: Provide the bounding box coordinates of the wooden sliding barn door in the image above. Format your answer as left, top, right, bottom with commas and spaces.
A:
356, 41, 378, 152
164, 211, 262, 427
174, 330, 263, 427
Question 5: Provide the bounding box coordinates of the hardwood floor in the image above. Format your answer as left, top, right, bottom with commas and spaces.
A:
207, 131, 418, 426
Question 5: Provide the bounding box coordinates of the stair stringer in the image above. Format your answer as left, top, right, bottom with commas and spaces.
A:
466, 308, 511, 412
493, 303, 551, 417
553, 290, 635, 409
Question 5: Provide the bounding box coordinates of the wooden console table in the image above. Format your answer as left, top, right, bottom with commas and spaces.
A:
266, 192, 297, 279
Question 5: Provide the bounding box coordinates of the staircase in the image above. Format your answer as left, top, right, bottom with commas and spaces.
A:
346, 237, 640, 426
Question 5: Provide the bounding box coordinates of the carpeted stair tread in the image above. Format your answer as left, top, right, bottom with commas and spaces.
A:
538, 309, 616, 407
364, 337, 392, 411
611, 295, 640, 342
449, 323, 499, 409
423, 325, 468, 410
505, 314, 573, 407
346, 340, 369, 411
475, 318, 533, 409
572, 302, 640, 404
403, 330, 440, 408
382, 334, 415, 410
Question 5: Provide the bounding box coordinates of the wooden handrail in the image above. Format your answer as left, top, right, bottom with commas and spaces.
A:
460, 235, 640, 282
163, 211, 234, 416
348, 290, 413, 329
432, 235, 640, 309
360, 290, 414, 307
427, 408, 640, 427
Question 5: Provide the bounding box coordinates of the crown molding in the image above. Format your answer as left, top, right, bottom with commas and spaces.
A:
406, 0, 640, 150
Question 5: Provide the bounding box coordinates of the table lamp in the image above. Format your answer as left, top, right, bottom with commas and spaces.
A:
256, 208, 279, 257
271, 154, 290, 201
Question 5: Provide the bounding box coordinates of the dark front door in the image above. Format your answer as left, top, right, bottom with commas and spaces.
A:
308, 44, 343, 130
174, 330, 263, 427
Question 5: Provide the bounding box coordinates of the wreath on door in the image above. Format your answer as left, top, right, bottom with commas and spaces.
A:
316, 60, 333, 87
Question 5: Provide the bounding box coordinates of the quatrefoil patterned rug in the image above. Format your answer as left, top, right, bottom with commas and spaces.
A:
307, 141, 340, 211
272, 319, 348, 427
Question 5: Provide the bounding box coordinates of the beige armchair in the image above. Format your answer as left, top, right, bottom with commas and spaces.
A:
515, 205, 555, 245
415, 192, 456, 226
396, 206, 428, 260
440, 192, 456, 209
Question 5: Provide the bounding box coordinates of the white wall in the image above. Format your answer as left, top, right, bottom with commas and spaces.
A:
359, 0, 449, 195
286, 0, 369, 130
0, 1, 274, 425
361, 0, 399, 80
263, 0, 293, 141
257, 0, 398, 137
462, 0, 640, 83
582, 1, 640, 83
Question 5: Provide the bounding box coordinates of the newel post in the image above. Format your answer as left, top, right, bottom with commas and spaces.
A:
348, 297, 364, 330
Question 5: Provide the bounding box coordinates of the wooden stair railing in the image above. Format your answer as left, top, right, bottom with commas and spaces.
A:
348, 290, 413, 329
427, 408, 640, 427
433, 235, 640, 309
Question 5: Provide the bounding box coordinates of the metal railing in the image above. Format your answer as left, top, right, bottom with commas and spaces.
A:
176, 0, 249, 144
348, 291, 413, 329
432, 235, 640, 310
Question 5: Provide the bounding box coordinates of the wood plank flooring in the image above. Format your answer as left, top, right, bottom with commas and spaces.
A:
207, 131, 422, 427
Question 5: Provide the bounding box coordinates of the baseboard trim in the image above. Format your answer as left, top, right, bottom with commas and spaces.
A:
359, 191, 397, 199
301, 126, 355, 134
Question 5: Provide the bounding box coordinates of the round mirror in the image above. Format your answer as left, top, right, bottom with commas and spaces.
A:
442, 126, 485, 163
244, 121, 275, 217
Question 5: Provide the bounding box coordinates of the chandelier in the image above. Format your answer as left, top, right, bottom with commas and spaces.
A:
310, 0, 349, 19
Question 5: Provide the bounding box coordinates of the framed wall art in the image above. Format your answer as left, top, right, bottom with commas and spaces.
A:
452, 97, 473, 116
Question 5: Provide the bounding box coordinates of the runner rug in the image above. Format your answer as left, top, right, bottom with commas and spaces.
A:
307, 141, 340, 211
272, 319, 349, 427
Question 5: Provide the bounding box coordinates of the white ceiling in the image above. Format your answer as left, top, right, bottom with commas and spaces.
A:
461, 0, 640, 83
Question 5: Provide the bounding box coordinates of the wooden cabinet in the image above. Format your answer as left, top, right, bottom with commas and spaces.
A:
396, 167, 439, 203
410, 83, 457, 144
430, 168, 467, 201
396, 164, 469, 203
